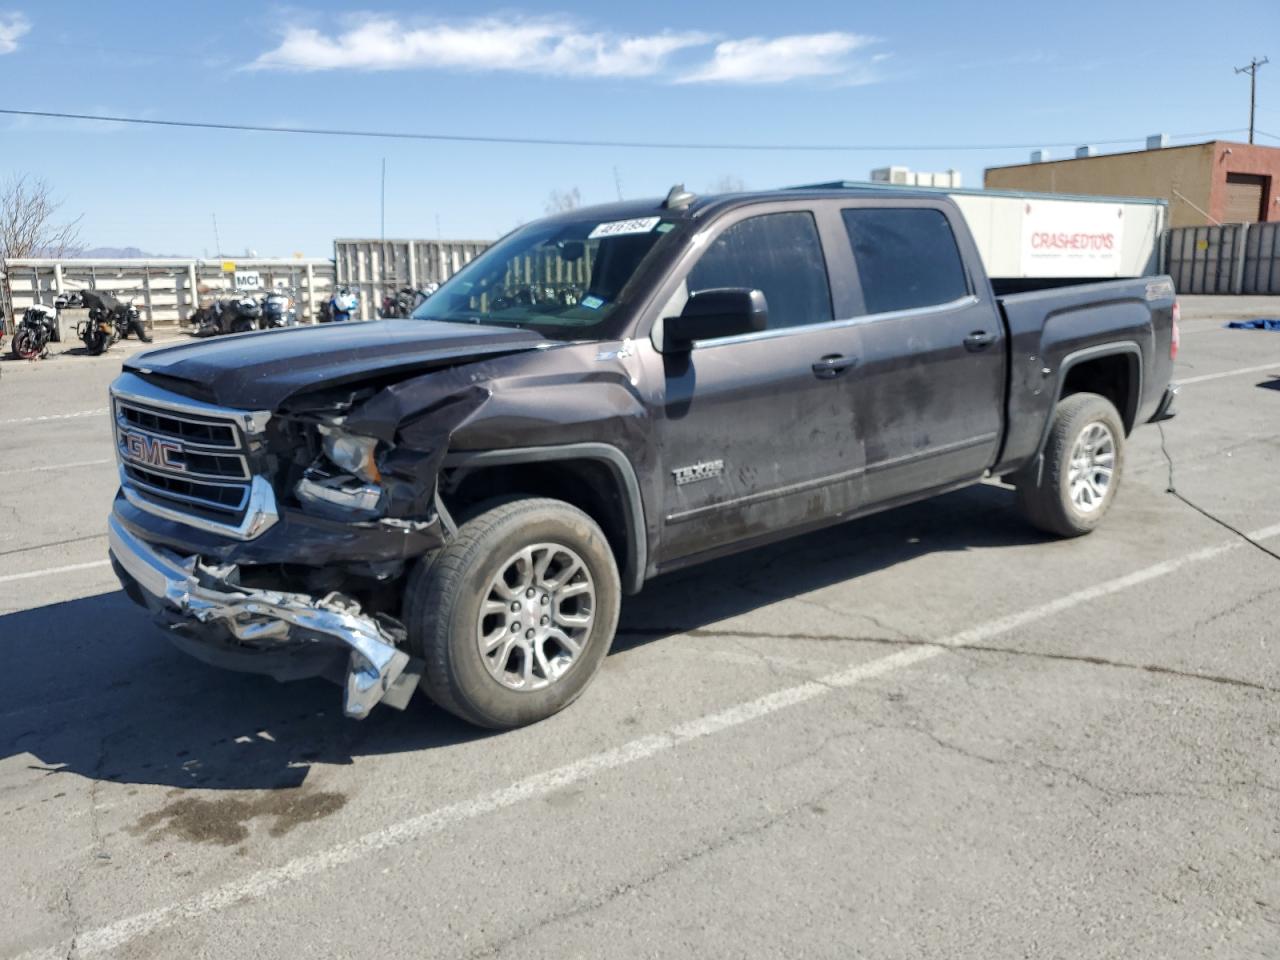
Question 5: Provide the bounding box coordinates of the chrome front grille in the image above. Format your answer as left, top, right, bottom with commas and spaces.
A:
110, 372, 278, 540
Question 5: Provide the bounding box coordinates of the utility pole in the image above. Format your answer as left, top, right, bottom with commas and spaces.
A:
1235, 56, 1269, 144
380, 158, 386, 242
613, 165, 624, 201
211, 213, 222, 258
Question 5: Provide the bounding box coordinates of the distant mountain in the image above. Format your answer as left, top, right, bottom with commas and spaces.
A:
72, 246, 191, 259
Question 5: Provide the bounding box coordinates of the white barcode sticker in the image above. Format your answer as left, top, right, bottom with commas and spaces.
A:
588, 216, 660, 239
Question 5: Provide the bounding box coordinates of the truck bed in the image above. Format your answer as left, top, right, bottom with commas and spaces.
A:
992, 275, 1177, 475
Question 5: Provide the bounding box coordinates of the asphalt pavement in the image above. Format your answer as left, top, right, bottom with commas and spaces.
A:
1, 299, 1279, 959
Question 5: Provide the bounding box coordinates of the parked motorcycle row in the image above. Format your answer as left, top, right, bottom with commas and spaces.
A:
6, 280, 442, 356
191, 289, 300, 337
192, 283, 401, 336
7, 290, 150, 360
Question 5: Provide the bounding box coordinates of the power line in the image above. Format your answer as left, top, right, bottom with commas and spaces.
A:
0, 107, 1248, 154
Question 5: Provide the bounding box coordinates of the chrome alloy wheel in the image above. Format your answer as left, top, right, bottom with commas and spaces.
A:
1068, 421, 1115, 513
477, 543, 595, 691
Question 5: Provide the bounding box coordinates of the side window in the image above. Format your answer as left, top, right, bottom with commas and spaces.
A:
687, 211, 833, 331
841, 208, 969, 315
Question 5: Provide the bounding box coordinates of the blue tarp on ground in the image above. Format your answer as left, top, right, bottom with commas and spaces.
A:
1226, 319, 1280, 331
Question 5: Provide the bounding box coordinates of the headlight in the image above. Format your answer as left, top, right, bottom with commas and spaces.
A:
320, 425, 381, 483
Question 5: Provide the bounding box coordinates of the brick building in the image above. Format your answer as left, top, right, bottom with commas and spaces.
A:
985, 140, 1280, 228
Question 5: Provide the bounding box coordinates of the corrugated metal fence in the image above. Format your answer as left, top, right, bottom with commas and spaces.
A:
335, 239, 491, 320
1166, 222, 1280, 295
2, 257, 336, 328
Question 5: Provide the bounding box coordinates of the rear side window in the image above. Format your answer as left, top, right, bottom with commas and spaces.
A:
841, 208, 969, 315
688, 211, 833, 331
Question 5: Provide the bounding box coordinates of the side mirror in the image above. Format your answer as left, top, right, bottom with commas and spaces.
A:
662, 288, 767, 351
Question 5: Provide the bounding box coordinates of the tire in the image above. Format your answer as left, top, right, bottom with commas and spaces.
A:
231, 318, 255, 334
1016, 392, 1125, 538
13, 329, 38, 360
86, 330, 108, 356
404, 497, 621, 729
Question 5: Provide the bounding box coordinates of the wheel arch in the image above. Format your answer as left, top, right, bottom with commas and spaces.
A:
1016, 341, 1141, 486
1055, 342, 1142, 435
442, 443, 648, 595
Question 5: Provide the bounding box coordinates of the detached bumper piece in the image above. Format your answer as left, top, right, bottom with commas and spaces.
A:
1150, 384, 1179, 423
108, 514, 413, 718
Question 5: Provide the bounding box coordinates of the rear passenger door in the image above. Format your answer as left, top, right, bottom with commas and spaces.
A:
651, 207, 865, 566
836, 203, 1006, 504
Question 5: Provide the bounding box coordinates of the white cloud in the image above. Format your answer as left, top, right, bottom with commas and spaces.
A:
250, 16, 710, 78
0, 12, 30, 54
249, 15, 884, 85
678, 32, 878, 84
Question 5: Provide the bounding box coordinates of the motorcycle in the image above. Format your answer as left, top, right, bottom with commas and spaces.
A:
117, 298, 151, 343
379, 283, 440, 318
192, 295, 263, 336
321, 285, 359, 323
10, 303, 59, 360
77, 290, 123, 355
260, 290, 296, 328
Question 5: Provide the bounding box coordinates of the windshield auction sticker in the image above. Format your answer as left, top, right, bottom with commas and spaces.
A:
588, 216, 661, 239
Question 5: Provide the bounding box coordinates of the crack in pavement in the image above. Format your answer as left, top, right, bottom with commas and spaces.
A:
59, 888, 79, 960
463, 778, 853, 960
879, 720, 1276, 814
616, 626, 1279, 696
1188, 585, 1280, 633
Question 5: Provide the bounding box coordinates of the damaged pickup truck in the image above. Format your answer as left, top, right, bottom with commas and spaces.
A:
108, 185, 1178, 728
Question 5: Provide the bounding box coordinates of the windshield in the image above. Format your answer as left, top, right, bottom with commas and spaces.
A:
410, 214, 682, 339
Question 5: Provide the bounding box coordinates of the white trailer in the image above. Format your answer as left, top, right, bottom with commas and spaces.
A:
799, 181, 1167, 280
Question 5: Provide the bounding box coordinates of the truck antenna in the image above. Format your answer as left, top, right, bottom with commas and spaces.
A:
663, 184, 696, 209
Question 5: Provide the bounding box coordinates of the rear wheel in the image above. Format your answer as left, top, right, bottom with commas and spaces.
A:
405, 497, 621, 729
1016, 392, 1125, 537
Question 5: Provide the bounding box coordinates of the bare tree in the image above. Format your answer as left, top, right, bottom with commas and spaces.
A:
0, 175, 83, 261
545, 187, 582, 215
709, 175, 747, 194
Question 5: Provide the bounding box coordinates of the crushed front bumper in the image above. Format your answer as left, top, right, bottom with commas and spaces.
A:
107, 513, 415, 718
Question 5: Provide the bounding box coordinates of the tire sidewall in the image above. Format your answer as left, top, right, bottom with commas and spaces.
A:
1054, 398, 1124, 533
13, 330, 36, 359
429, 504, 620, 727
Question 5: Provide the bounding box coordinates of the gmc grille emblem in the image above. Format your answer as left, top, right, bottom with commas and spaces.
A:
121, 431, 184, 471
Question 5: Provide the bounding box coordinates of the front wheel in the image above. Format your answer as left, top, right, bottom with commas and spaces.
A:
1016, 392, 1125, 537
85, 328, 109, 356
13, 329, 41, 360
405, 497, 621, 729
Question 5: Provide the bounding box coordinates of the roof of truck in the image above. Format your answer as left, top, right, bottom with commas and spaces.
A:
539, 185, 944, 227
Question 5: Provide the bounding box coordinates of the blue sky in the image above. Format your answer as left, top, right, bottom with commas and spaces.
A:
1, 0, 1276, 257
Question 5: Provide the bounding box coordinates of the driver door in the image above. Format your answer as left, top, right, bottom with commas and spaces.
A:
652, 208, 865, 567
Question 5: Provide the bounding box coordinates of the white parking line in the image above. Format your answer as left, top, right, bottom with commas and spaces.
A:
1178, 362, 1280, 385
0, 408, 107, 426
0, 458, 112, 477
0, 559, 111, 585
17, 518, 1280, 960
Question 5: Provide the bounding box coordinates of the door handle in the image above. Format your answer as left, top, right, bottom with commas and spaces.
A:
964, 330, 996, 352
812, 354, 858, 378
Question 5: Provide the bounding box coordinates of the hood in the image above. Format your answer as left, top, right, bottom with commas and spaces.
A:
125, 319, 548, 409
